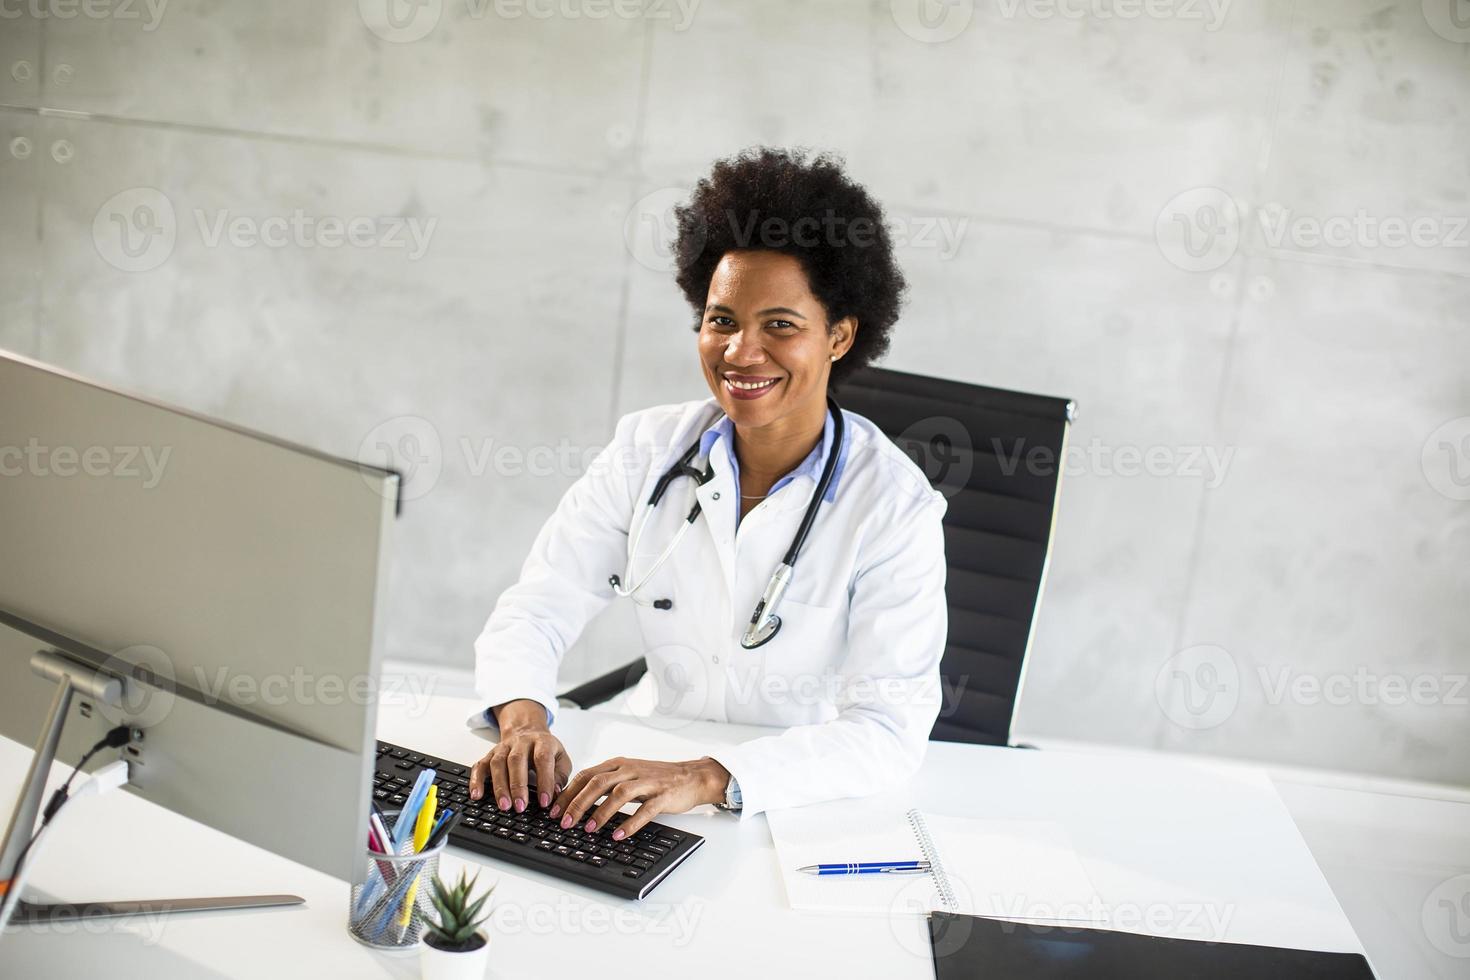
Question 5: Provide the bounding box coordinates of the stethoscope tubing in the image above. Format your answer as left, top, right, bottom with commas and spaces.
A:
612, 395, 845, 649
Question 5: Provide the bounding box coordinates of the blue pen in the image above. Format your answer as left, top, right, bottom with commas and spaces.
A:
797, 861, 932, 876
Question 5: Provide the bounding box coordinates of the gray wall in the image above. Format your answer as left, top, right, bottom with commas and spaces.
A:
1, 0, 1465, 786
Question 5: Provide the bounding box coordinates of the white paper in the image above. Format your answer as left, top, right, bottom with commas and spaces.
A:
922, 814, 1102, 921
767, 795, 1103, 924
768, 791, 921, 914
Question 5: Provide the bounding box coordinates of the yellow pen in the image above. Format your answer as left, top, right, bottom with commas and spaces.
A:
398, 785, 437, 930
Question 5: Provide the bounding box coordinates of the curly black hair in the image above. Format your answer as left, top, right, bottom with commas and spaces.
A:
672, 147, 906, 386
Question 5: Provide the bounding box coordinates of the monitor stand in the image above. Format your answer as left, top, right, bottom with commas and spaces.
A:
0, 649, 303, 927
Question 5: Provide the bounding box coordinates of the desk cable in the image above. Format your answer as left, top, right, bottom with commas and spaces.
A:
0, 726, 131, 931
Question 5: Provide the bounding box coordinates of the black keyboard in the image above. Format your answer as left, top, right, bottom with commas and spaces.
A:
371, 740, 704, 900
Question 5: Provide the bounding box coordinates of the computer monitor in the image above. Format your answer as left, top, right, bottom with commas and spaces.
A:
0, 350, 399, 906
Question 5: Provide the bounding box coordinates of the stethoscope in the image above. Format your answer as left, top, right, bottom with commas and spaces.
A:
609, 395, 846, 650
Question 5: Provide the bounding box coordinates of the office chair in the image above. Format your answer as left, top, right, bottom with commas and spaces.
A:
558, 366, 1075, 747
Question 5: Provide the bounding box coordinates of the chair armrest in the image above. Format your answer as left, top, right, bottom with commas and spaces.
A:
557, 658, 648, 709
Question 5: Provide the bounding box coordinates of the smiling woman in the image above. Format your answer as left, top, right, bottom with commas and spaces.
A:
675, 147, 909, 516
469, 146, 947, 836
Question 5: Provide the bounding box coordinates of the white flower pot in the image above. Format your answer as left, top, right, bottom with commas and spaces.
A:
420, 930, 490, 980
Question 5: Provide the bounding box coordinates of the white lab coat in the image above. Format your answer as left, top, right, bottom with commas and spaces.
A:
470, 398, 949, 817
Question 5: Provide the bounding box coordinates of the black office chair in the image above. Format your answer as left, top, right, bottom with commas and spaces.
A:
559, 366, 1075, 747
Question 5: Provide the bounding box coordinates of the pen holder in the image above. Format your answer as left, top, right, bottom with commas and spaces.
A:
347, 810, 448, 952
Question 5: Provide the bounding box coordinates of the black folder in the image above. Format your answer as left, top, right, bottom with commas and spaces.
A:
928, 912, 1376, 979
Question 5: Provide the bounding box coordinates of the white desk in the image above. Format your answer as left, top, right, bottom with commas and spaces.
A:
1, 693, 1451, 979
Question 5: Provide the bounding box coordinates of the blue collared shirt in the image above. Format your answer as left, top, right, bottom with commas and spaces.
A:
697, 406, 849, 527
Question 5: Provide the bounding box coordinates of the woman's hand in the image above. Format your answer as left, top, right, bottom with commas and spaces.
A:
469, 699, 572, 812
550, 756, 731, 840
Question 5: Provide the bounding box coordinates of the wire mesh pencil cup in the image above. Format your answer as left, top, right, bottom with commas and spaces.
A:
348, 811, 447, 951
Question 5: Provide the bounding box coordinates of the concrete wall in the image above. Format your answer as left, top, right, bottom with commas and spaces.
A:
1, 0, 1465, 785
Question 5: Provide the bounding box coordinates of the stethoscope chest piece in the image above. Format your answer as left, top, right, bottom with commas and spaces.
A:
740, 614, 782, 650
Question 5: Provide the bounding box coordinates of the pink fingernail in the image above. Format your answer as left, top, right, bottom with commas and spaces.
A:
540, 792, 550, 808
471, 788, 481, 800
585, 820, 597, 832
515, 798, 525, 813
560, 816, 573, 829
498, 796, 511, 811
549, 805, 561, 818
612, 829, 625, 841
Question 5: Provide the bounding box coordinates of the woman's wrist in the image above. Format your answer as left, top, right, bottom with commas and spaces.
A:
689, 757, 732, 806
492, 698, 548, 736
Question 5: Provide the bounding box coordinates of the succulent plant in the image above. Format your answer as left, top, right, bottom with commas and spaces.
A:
424, 869, 493, 951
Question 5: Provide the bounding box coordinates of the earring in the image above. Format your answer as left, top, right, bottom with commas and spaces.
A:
830, 355, 837, 362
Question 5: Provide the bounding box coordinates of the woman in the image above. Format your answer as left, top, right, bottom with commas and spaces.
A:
468, 147, 948, 841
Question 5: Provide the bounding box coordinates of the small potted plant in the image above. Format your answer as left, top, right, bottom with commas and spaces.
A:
420, 869, 494, 980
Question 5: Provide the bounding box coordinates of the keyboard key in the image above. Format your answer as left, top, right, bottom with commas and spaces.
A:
624, 869, 643, 879
613, 854, 633, 864
571, 850, 588, 862
494, 828, 512, 839
554, 845, 572, 856
654, 837, 678, 848
633, 859, 653, 870
589, 856, 607, 867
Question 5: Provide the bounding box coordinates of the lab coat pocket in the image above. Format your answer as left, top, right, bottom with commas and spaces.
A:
764, 597, 847, 663
739, 597, 849, 722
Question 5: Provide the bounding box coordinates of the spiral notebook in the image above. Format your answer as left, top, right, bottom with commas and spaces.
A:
767, 794, 1103, 922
